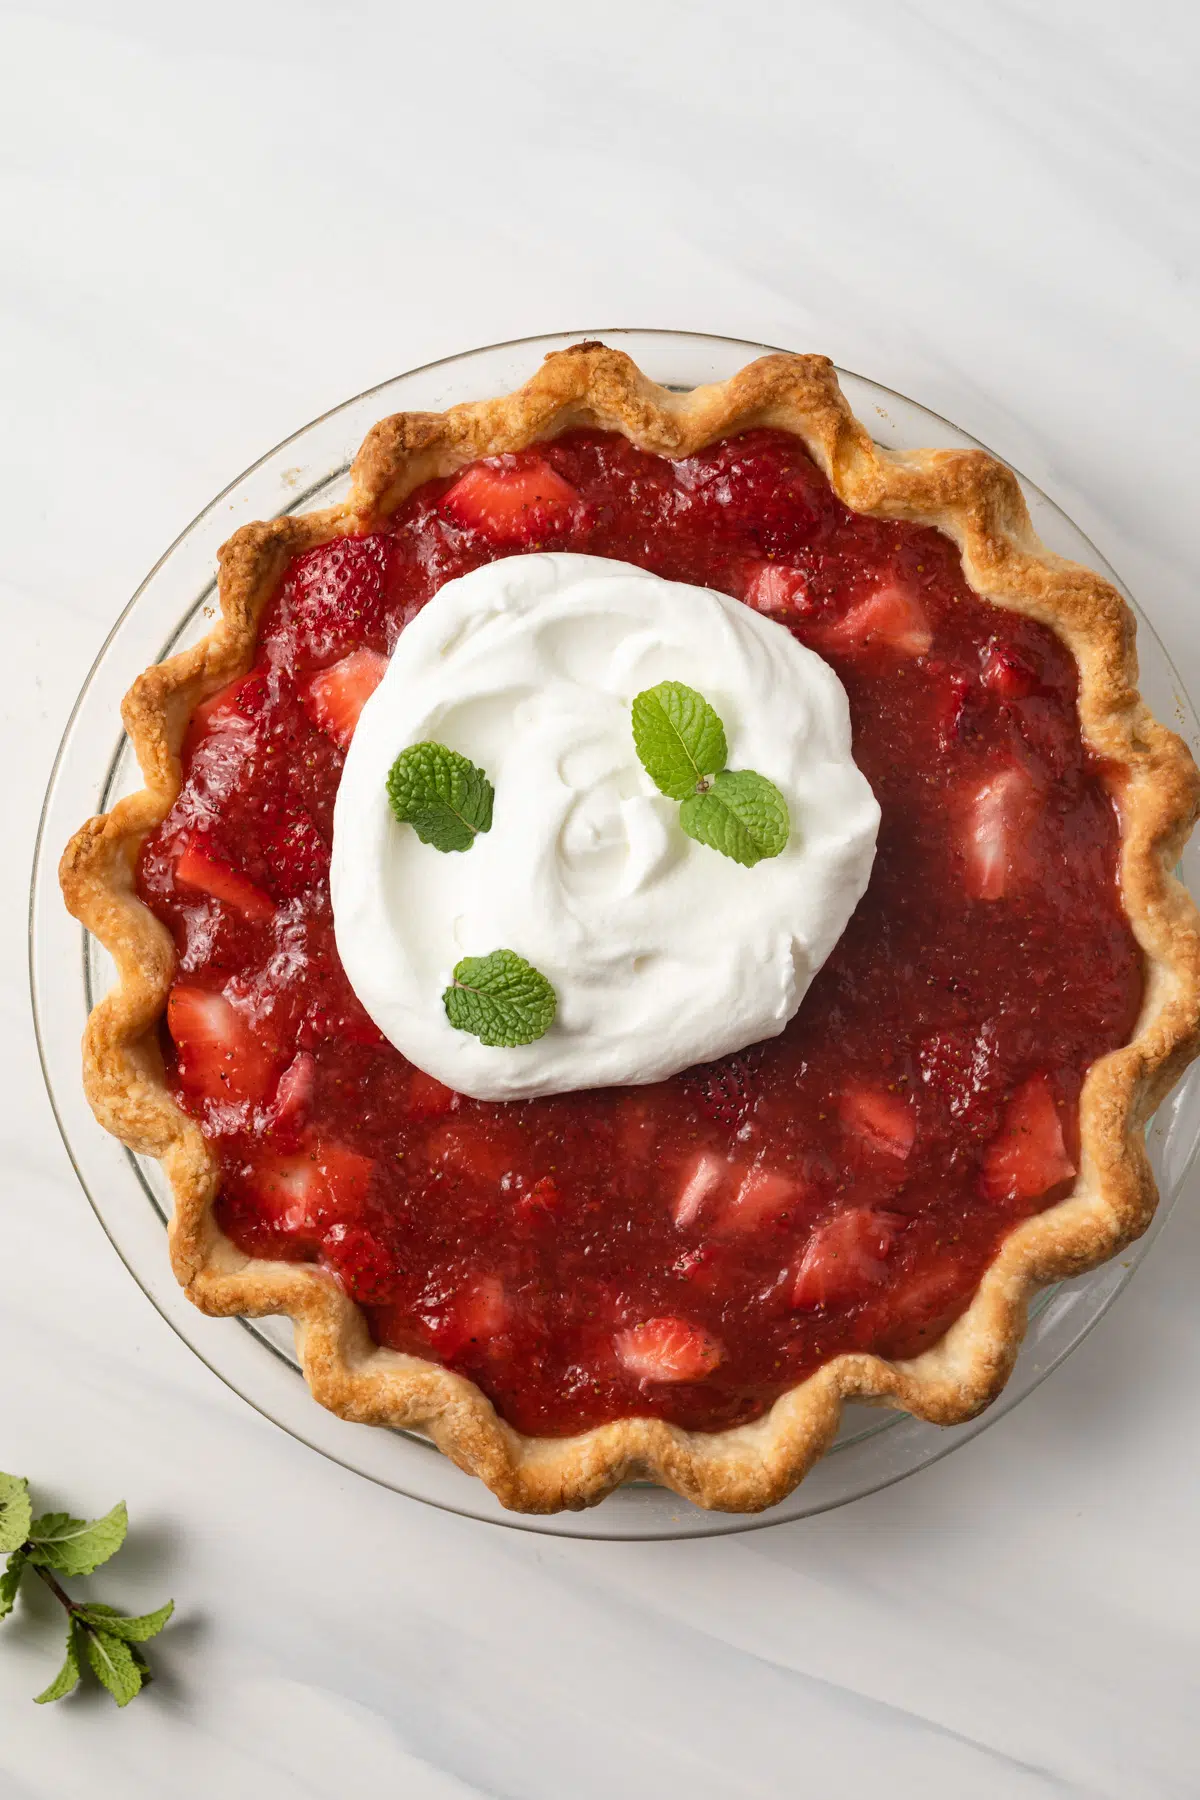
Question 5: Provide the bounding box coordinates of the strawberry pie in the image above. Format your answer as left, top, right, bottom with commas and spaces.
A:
61, 344, 1200, 1513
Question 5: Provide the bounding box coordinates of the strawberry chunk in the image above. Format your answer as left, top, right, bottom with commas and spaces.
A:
322, 1222, 396, 1304
269, 1051, 316, 1142
981, 639, 1038, 700
928, 663, 975, 751
406, 1068, 460, 1121
874, 1254, 971, 1358
301, 648, 388, 751
184, 669, 270, 755
429, 1275, 509, 1358
166, 984, 283, 1105
615, 1317, 724, 1384
839, 1084, 916, 1160
515, 1175, 561, 1223
742, 562, 811, 617
719, 1165, 802, 1234
241, 1138, 376, 1246
682, 1049, 760, 1131
981, 1075, 1076, 1203
815, 583, 933, 659
174, 836, 275, 923
260, 803, 330, 901
672, 1152, 730, 1228
175, 836, 275, 922
274, 534, 393, 663
959, 764, 1041, 901
430, 1120, 517, 1186
440, 457, 581, 546
791, 1208, 905, 1309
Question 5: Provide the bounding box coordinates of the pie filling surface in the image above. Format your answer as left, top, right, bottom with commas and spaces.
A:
137, 428, 1143, 1437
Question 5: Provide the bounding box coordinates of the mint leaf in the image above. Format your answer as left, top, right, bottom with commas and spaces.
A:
27, 1501, 127, 1576
679, 769, 790, 867
443, 949, 556, 1048
0, 1473, 31, 1554
386, 742, 494, 852
79, 1599, 174, 1643
34, 1622, 83, 1705
0, 1551, 26, 1619
632, 681, 728, 800
83, 1626, 144, 1707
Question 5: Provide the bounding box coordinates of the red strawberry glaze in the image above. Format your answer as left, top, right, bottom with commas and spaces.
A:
137, 429, 1143, 1437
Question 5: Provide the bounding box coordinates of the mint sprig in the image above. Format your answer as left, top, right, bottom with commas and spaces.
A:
632, 681, 728, 800
0, 1473, 173, 1707
444, 949, 557, 1047
631, 680, 790, 867
680, 769, 790, 867
386, 742, 494, 853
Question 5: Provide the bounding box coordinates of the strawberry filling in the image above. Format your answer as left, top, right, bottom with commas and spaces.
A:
137, 427, 1143, 1437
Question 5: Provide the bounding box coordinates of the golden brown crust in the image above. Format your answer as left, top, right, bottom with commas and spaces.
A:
61, 344, 1200, 1513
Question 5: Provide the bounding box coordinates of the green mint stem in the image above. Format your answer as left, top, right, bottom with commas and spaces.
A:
27, 1558, 81, 1617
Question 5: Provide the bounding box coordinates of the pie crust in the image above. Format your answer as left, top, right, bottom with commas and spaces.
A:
61, 343, 1200, 1513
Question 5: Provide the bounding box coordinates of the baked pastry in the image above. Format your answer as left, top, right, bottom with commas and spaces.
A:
61, 342, 1200, 1513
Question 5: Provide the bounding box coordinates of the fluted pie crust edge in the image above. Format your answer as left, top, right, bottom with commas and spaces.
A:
60, 344, 1200, 1513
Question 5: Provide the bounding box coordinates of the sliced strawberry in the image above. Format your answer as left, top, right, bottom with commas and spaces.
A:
316, 1140, 377, 1211
275, 533, 393, 663
269, 1051, 316, 1142
981, 639, 1038, 700
671, 1243, 720, 1285
791, 1208, 905, 1309
440, 457, 581, 546
614, 1316, 723, 1384
166, 984, 283, 1105
672, 1152, 730, 1228
430, 1120, 517, 1186
981, 1075, 1076, 1203
428, 1275, 509, 1358
719, 1165, 802, 1234
242, 1150, 326, 1234
815, 582, 933, 659
917, 1027, 1001, 1127
174, 836, 275, 923
297, 998, 386, 1051
241, 1138, 376, 1246
184, 668, 270, 755
958, 764, 1041, 901
928, 663, 975, 751
406, 1068, 460, 1121
260, 803, 330, 901
300, 648, 388, 751
741, 562, 811, 617
682, 1049, 760, 1131
322, 1222, 396, 1304
839, 1084, 916, 1160
874, 1253, 971, 1358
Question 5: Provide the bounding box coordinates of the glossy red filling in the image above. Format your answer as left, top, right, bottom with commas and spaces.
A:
137, 429, 1143, 1436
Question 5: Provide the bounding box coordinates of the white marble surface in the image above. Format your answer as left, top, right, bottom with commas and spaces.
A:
3, 2, 1199, 1793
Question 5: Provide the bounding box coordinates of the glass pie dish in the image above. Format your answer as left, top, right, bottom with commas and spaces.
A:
31, 329, 1200, 1538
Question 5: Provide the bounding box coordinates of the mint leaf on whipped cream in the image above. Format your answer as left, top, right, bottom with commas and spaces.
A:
632, 681, 790, 866
443, 949, 557, 1048
680, 769, 790, 867
631, 681, 728, 801
386, 742, 494, 853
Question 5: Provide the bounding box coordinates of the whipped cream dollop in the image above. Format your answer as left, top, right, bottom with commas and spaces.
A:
331, 553, 879, 1101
